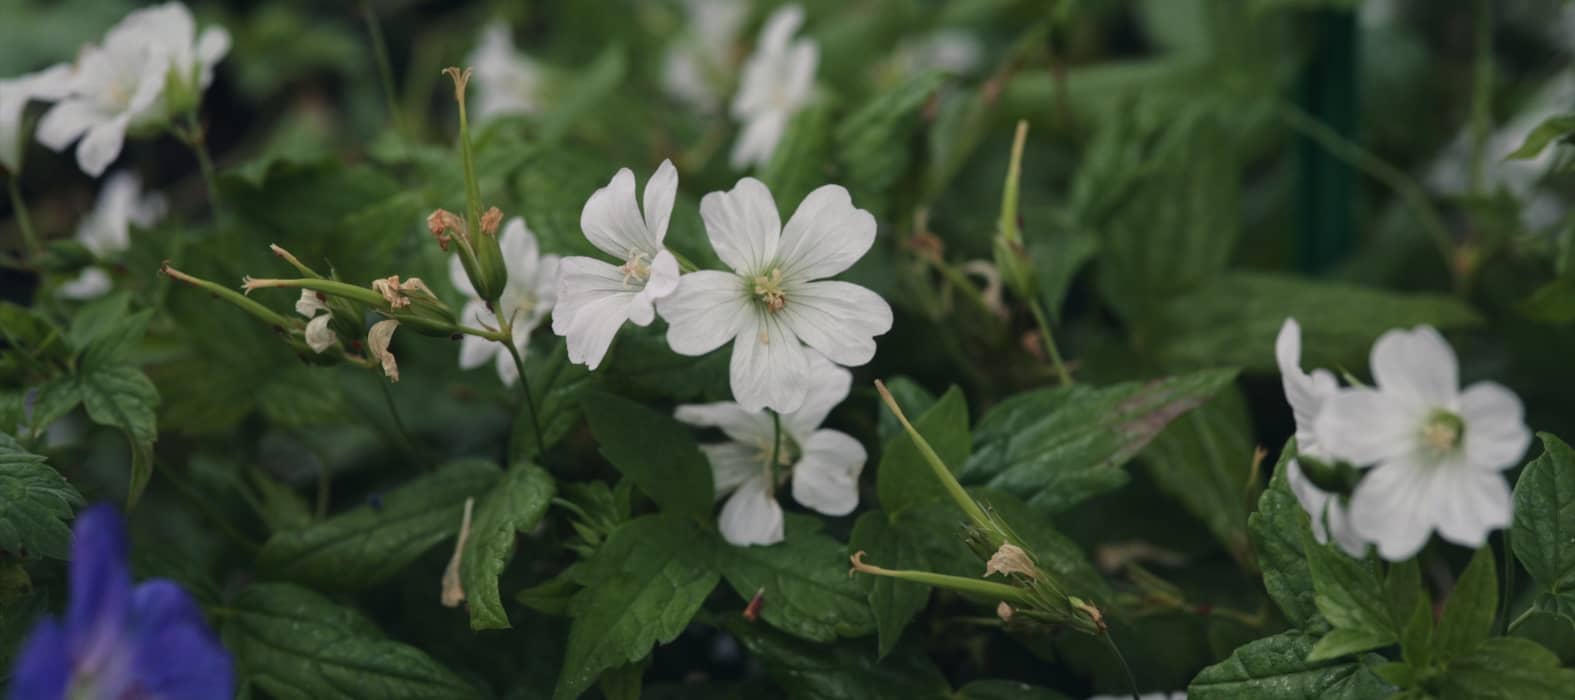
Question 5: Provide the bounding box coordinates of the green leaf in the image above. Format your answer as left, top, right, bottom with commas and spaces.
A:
1187, 631, 1393, 699
1437, 637, 1575, 698
874, 376, 937, 444
581, 390, 713, 520
77, 365, 159, 506
22, 376, 81, 444
1029, 229, 1099, 324
955, 680, 1072, 700
1432, 546, 1497, 662
849, 512, 934, 657
1307, 627, 1393, 662
0, 433, 83, 560
717, 614, 953, 700
759, 104, 833, 217
974, 488, 1111, 605
1249, 439, 1324, 630
224, 583, 479, 699
1516, 275, 1575, 325
511, 339, 598, 462
1141, 385, 1255, 564
600, 324, 730, 402
244, 467, 312, 533
256, 459, 500, 590
66, 292, 130, 348
70, 295, 153, 371
1513, 433, 1575, 602
1505, 113, 1575, 160
958, 368, 1239, 512
460, 464, 555, 630
877, 386, 970, 515
1305, 534, 1396, 660
716, 526, 875, 643
834, 70, 945, 219
1144, 273, 1481, 372
1397, 596, 1433, 670
556, 514, 719, 700
541, 45, 627, 142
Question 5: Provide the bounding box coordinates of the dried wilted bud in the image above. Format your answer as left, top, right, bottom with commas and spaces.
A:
442, 66, 473, 105
907, 230, 945, 264
480, 206, 503, 237
372, 276, 408, 309
401, 277, 437, 299
960, 260, 1007, 319
996, 601, 1014, 622
427, 209, 466, 250
368, 319, 401, 381
984, 543, 1037, 581
441, 497, 476, 607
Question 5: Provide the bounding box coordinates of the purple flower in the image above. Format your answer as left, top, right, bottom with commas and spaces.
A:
9, 505, 233, 700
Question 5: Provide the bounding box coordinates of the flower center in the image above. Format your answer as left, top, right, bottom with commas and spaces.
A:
1422, 410, 1465, 453
752, 268, 787, 312
756, 433, 797, 473
617, 250, 651, 288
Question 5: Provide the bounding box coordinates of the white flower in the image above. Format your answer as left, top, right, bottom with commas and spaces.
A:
57, 171, 167, 299
677, 352, 865, 546
450, 217, 559, 385
551, 160, 682, 370
892, 30, 983, 76
659, 178, 892, 413
1275, 319, 1364, 556
1315, 326, 1532, 561
37, 2, 229, 177
729, 4, 818, 169
662, 0, 749, 111
467, 21, 543, 122
0, 64, 72, 172
295, 291, 336, 354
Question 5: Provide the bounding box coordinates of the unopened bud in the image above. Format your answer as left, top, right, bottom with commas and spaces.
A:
996, 601, 1014, 622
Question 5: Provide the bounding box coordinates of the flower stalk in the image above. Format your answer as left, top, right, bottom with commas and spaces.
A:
874, 379, 992, 531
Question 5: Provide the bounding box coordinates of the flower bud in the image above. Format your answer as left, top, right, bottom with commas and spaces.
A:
376, 276, 460, 337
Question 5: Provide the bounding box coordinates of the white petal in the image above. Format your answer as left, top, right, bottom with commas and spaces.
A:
581, 168, 657, 259
76, 115, 130, 177
448, 251, 477, 298
729, 312, 809, 413
675, 402, 774, 446
368, 319, 401, 382
1370, 326, 1459, 409
1460, 381, 1532, 472
1314, 388, 1420, 467
1276, 318, 1341, 454
775, 185, 876, 282
729, 110, 787, 170
781, 352, 849, 441
196, 26, 231, 68
701, 442, 768, 498
700, 178, 780, 273
718, 472, 783, 546
643, 159, 678, 244
781, 41, 819, 106
35, 99, 98, 151
779, 280, 892, 366
1349, 455, 1440, 561
1286, 460, 1365, 557
791, 429, 864, 516
551, 257, 638, 370
494, 344, 520, 386
458, 333, 496, 371
1432, 470, 1512, 548
56, 267, 113, 299
304, 313, 336, 353
295, 290, 329, 318
633, 249, 681, 319
660, 270, 750, 356
757, 5, 805, 54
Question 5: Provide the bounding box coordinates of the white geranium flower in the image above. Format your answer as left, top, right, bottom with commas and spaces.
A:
892, 30, 983, 76
295, 290, 336, 353
660, 178, 892, 413
58, 171, 167, 299
551, 160, 681, 370
450, 217, 559, 385
1275, 319, 1364, 556
729, 4, 818, 169
0, 64, 72, 173
468, 21, 543, 122
1315, 326, 1532, 561
677, 352, 865, 546
37, 2, 229, 177
662, 0, 749, 111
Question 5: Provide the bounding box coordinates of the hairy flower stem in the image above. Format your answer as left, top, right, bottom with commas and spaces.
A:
162, 263, 297, 328
6, 174, 40, 257
849, 552, 1035, 606
875, 379, 993, 531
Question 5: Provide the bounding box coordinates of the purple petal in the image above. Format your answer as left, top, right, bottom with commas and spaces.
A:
128, 581, 234, 700
65, 505, 133, 672
8, 619, 72, 700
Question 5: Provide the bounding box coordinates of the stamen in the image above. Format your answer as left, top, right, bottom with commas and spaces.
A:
1422, 410, 1465, 453
617, 249, 652, 288
753, 268, 787, 312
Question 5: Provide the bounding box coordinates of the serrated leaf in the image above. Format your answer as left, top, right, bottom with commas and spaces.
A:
1432, 545, 1497, 662
581, 390, 713, 520
877, 386, 969, 516
834, 70, 945, 219
555, 514, 719, 700
1144, 273, 1480, 373
718, 613, 952, 700
716, 526, 874, 643
1250, 440, 1323, 630
958, 368, 1239, 512
256, 459, 500, 590
848, 512, 933, 657
77, 365, 159, 506
511, 338, 598, 462
1187, 631, 1392, 699
1141, 385, 1255, 565
224, 583, 478, 699
1029, 229, 1098, 325
460, 464, 555, 630
0, 433, 82, 559
1305, 534, 1397, 660
1505, 113, 1575, 160
1513, 433, 1575, 604
1437, 637, 1575, 698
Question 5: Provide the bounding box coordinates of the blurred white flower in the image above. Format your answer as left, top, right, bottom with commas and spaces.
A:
662, 0, 749, 111
1316, 326, 1532, 560
295, 291, 336, 354
467, 21, 543, 122
552, 160, 681, 370
677, 352, 865, 546
660, 178, 892, 413
729, 4, 818, 169
450, 217, 559, 385
1275, 319, 1364, 557
58, 171, 166, 299
0, 64, 72, 173
37, 2, 229, 177
892, 30, 983, 76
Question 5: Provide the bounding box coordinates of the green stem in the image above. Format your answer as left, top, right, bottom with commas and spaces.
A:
1507, 604, 1536, 634
6, 173, 40, 257
163, 467, 261, 553
360, 0, 404, 136
1101, 632, 1141, 700
1499, 529, 1514, 635
378, 375, 429, 469
501, 328, 545, 459
162, 263, 298, 328
1027, 299, 1072, 385
1468, 0, 1493, 196
768, 410, 783, 483
241, 276, 387, 307
850, 552, 1035, 606
1276, 101, 1455, 280
998, 120, 1027, 245
874, 379, 993, 531
179, 113, 224, 223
